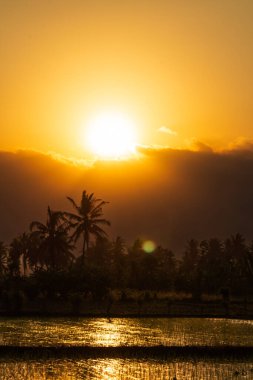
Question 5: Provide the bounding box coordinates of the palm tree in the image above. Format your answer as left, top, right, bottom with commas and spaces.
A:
111, 237, 128, 288
8, 233, 34, 276
112, 236, 126, 257
30, 206, 74, 270
17, 233, 31, 276
0, 241, 7, 276
224, 233, 248, 293
8, 238, 21, 277
64, 190, 110, 260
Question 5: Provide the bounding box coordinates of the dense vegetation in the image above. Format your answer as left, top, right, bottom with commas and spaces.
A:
0, 190, 253, 312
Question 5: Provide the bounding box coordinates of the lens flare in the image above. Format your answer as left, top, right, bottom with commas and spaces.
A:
142, 240, 156, 253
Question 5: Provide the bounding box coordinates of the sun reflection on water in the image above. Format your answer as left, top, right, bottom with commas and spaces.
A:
92, 360, 120, 380
91, 319, 122, 346
1, 317, 253, 347
0, 359, 253, 380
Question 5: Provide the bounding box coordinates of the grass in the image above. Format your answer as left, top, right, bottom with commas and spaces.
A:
1, 289, 253, 318
0, 345, 252, 359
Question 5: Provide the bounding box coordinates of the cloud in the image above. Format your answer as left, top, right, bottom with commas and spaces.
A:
191, 140, 213, 153
14, 149, 94, 168
226, 137, 253, 154
158, 126, 177, 136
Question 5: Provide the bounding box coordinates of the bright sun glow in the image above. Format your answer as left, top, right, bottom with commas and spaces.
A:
86, 111, 137, 159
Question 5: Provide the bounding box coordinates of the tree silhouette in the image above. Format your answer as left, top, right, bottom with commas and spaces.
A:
110, 236, 127, 287
30, 206, 74, 270
0, 241, 7, 276
112, 236, 126, 257
224, 233, 248, 294
8, 238, 21, 277
64, 190, 110, 261
154, 246, 176, 289
179, 239, 201, 297
128, 239, 144, 288
200, 238, 224, 293
15, 233, 31, 276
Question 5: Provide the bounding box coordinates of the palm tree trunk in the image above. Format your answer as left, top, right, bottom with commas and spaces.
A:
82, 237, 85, 261
23, 255, 27, 277
82, 230, 89, 265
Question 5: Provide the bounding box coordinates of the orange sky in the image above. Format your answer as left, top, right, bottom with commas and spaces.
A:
1, 0, 253, 158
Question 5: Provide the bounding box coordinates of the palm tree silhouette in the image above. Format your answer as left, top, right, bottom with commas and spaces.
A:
8, 238, 21, 276
0, 241, 7, 276
30, 206, 74, 270
17, 233, 31, 276
8, 233, 34, 276
64, 190, 110, 261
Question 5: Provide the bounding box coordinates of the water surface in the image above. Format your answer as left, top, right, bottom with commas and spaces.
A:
1, 317, 253, 379
0, 357, 253, 379
0, 317, 252, 347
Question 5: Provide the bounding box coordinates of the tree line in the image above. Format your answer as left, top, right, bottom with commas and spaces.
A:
0, 190, 253, 304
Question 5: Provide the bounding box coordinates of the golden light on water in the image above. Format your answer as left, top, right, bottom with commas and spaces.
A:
95, 324, 122, 347
86, 111, 137, 159
95, 360, 119, 380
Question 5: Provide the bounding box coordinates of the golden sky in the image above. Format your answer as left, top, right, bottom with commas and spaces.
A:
1, 0, 253, 157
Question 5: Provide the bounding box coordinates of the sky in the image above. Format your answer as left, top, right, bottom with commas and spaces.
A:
1, 0, 253, 157
1, 1, 253, 250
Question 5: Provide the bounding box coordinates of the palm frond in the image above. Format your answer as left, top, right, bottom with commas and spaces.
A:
92, 218, 111, 226
70, 224, 85, 242
62, 211, 82, 222
90, 224, 108, 237
67, 197, 80, 213
30, 221, 47, 232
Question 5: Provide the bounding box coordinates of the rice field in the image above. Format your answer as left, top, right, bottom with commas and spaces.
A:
0, 317, 252, 379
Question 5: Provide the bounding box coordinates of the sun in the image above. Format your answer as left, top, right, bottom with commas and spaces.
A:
86, 111, 137, 159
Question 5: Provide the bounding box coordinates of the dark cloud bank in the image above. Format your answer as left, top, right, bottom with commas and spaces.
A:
1, 147, 253, 253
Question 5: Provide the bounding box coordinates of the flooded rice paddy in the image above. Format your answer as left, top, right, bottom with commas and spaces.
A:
0, 317, 253, 347
0, 317, 253, 379
1, 357, 253, 379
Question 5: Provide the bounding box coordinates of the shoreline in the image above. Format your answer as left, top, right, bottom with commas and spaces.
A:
0, 311, 253, 319
0, 345, 252, 359
1, 297, 252, 319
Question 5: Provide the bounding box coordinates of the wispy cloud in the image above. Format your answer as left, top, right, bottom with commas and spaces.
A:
158, 126, 177, 136
186, 139, 213, 153
227, 137, 253, 152
12, 149, 94, 168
